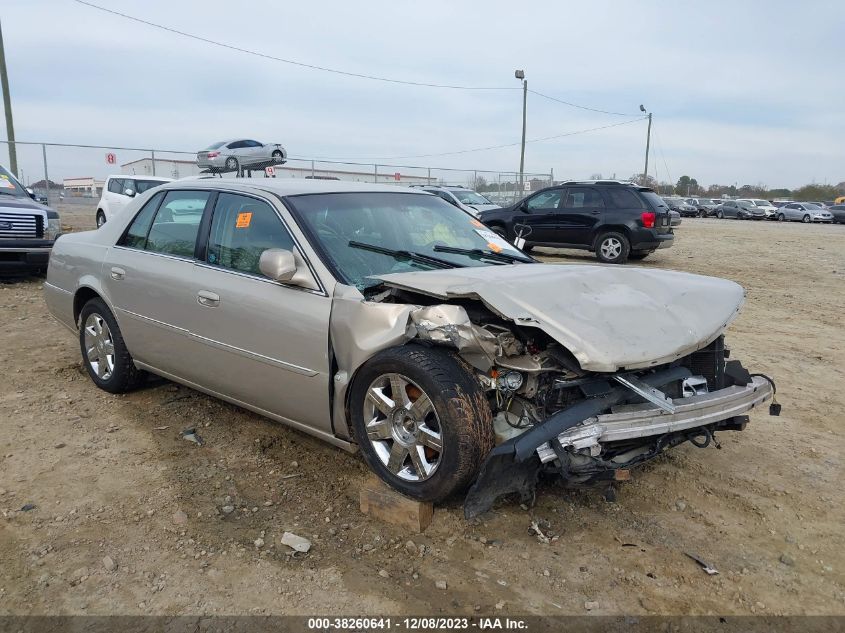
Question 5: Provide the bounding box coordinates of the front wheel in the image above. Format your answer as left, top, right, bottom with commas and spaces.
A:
802, 214, 810, 223
778, 213, 785, 222
595, 231, 630, 264
79, 298, 144, 393
349, 345, 493, 502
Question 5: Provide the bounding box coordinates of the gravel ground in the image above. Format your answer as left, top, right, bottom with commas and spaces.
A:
0, 208, 843, 616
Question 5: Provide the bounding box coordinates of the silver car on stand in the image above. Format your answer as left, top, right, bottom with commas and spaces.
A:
196, 139, 287, 175
43, 179, 777, 517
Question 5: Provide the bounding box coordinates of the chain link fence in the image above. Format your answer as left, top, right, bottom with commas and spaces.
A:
1, 141, 552, 208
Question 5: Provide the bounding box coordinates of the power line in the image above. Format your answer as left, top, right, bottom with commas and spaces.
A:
305, 117, 647, 161
528, 89, 631, 117
71, 0, 517, 90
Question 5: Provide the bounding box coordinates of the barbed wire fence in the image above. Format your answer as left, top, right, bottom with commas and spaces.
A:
1, 140, 553, 208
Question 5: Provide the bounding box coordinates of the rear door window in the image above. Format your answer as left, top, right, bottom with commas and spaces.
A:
145, 191, 210, 258
563, 187, 604, 209
119, 191, 164, 249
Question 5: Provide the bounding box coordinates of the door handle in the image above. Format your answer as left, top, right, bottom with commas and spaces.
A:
197, 290, 220, 307
110, 266, 125, 280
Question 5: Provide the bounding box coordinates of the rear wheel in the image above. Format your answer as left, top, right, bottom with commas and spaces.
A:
349, 345, 493, 502
595, 231, 630, 264
225, 157, 239, 173
271, 150, 284, 163
716, 210, 724, 219
78, 298, 144, 393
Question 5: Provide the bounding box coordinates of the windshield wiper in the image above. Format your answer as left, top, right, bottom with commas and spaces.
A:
348, 240, 457, 269
433, 245, 533, 264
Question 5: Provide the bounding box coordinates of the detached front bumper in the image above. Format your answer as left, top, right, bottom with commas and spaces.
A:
535, 377, 772, 462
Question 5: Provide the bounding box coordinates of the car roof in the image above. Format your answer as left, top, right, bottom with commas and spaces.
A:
169, 177, 434, 197
108, 174, 174, 182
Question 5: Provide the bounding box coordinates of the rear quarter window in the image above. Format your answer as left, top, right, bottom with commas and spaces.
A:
606, 188, 642, 209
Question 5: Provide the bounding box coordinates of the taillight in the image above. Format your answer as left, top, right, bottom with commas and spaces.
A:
641, 211, 656, 228
207, 151, 220, 158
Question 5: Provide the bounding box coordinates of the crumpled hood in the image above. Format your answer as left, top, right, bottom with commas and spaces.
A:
374, 264, 745, 372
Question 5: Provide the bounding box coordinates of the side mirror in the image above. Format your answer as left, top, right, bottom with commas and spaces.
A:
26, 187, 36, 199
259, 248, 297, 282
124, 188, 136, 197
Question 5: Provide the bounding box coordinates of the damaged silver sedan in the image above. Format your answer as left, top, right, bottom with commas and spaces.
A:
44, 180, 778, 517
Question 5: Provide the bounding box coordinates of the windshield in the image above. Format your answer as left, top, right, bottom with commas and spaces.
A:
290, 192, 532, 291
205, 141, 227, 150
803, 203, 821, 210
0, 165, 28, 197
453, 190, 493, 205
751, 200, 770, 206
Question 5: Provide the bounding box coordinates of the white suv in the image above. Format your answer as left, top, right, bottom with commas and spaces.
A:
96, 175, 173, 227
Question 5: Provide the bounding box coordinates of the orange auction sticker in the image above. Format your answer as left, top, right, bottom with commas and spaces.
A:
487, 242, 503, 253
470, 219, 484, 227
236, 212, 253, 228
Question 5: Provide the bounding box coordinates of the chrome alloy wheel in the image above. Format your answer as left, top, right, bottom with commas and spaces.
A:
363, 373, 443, 482
600, 236, 622, 260
83, 313, 115, 380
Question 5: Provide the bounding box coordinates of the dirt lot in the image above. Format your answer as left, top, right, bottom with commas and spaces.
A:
1, 206, 843, 616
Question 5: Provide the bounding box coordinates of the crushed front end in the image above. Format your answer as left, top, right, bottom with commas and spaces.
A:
463, 336, 777, 517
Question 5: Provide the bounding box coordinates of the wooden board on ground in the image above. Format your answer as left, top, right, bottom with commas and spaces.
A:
359, 476, 433, 533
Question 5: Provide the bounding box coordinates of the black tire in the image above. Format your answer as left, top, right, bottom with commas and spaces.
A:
595, 231, 630, 264
271, 150, 284, 163
225, 156, 239, 172
78, 298, 144, 394
349, 345, 494, 502
96, 210, 106, 227
802, 214, 810, 223
629, 250, 652, 260
777, 213, 785, 222
698, 210, 706, 218
716, 211, 723, 219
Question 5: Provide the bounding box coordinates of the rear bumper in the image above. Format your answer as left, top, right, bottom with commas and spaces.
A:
0, 241, 53, 273
631, 232, 674, 250
535, 376, 772, 462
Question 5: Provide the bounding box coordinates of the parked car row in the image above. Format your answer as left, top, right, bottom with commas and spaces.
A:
668, 195, 837, 224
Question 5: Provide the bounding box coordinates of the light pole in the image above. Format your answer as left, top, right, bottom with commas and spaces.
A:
639, 104, 652, 186
515, 70, 527, 191
0, 19, 17, 177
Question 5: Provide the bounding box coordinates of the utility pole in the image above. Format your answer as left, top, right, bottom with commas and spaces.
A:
639, 105, 652, 186
515, 70, 527, 190
0, 19, 18, 177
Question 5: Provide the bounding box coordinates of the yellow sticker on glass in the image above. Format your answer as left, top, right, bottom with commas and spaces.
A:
487, 242, 503, 253
236, 212, 253, 228
470, 219, 484, 228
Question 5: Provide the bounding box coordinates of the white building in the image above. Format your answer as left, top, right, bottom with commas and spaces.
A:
63, 176, 105, 197
120, 158, 434, 185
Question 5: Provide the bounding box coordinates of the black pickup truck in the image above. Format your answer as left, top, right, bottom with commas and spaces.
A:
0, 164, 62, 276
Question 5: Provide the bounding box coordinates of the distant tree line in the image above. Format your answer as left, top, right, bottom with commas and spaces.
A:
630, 174, 844, 201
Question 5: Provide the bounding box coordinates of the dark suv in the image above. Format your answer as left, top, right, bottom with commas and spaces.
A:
478, 181, 674, 264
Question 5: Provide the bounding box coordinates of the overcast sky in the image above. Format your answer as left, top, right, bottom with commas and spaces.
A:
2, 0, 843, 188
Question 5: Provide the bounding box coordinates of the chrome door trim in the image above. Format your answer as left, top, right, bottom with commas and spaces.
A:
118, 307, 319, 377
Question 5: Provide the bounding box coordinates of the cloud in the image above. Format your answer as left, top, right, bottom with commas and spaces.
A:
2, 0, 842, 188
